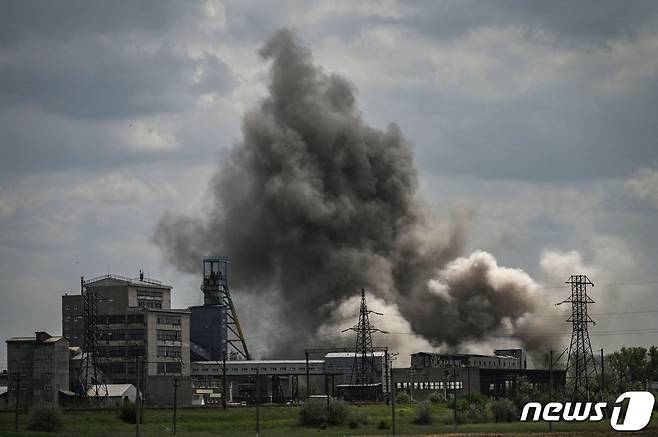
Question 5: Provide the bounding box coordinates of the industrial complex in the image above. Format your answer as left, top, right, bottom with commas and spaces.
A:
1, 256, 568, 410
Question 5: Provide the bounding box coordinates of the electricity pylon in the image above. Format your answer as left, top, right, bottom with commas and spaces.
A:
557, 274, 599, 401
342, 288, 388, 400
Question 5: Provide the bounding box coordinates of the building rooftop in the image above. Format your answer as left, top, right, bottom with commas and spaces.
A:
87, 384, 135, 397
84, 273, 172, 290
193, 360, 324, 365
6, 332, 65, 344
412, 351, 519, 359
325, 352, 386, 358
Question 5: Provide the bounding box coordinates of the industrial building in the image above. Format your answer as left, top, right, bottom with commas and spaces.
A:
1, 257, 570, 409
62, 273, 192, 406
5, 332, 71, 407
393, 349, 565, 401
410, 350, 524, 371
190, 351, 388, 404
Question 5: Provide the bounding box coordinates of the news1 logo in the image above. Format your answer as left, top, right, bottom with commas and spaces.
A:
520, 391, 655, 431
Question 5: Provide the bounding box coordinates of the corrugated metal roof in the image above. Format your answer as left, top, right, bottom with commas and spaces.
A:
87, 384, 135, 397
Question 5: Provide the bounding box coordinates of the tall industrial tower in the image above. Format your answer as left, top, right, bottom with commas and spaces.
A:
77, 276, 108, 403
557, 274, 599, 401
202, 256, 250, 360
343, 289, 387, 398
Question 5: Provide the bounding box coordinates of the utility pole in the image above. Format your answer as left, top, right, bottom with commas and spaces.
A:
600, 348, 605, 392
466, 363, 471, 404
256, 368, 260, 437
222, 350, 227, 410
549, 350, 553, 433
14, 372, 20, 432
390, 363, 396, 435
305, 351, 310, 399
384, 350, 390, 405
136, 355, 141, 437
172, 377, 179, 434
452, 366, 457, 430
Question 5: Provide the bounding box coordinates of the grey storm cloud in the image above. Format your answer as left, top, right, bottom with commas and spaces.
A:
154, 29, 548, 357
0, 39, 235, 119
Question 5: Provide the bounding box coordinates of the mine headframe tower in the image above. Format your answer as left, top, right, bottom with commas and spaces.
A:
202, 256, 250, 360
557, 274, 600, 401
78, 276, 109, 404
342, 288, 388, 399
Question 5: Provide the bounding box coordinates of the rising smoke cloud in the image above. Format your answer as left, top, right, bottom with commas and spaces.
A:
154, 29, 552, 358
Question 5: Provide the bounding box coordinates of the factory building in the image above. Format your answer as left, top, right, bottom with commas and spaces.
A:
394, 349, 565, 401
5, 332, 71, 408
62, 273, 192, 406
410, 349, 524, 370
190, 352, 389, 404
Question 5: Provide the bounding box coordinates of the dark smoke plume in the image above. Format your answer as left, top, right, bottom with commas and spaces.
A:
154, 29, 553, 358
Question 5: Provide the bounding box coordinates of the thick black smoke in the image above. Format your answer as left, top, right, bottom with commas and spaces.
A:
154, 29, 551, 358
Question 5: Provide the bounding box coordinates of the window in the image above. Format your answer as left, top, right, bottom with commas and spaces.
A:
157, 346, 181, 358
157, 362, 182, 375
157, 316, 181, 325
157, 330, 181, 341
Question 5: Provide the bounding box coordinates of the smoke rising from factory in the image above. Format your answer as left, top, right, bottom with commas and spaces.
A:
154, 29, 553, 358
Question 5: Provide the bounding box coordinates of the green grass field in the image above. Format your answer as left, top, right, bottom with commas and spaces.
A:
0, 403, 656, 436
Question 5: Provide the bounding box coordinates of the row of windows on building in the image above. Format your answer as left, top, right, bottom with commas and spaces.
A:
158, 362, 182, 375
95, 314, 145, 325
197, 366, 321, 373
97, 329, 145, 341
157, 315, 181, 326
396, 381, 464, 390
138, 300, 162, 309
157, 346, 182, 358
97, 345, 145, 358
102, 361, 183, 375
157, 330, 182, 342
417, 355, 520, 369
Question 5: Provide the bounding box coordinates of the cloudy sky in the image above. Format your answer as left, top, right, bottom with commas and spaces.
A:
2, 0, 658, 367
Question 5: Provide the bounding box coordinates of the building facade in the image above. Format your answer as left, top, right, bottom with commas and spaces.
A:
6, 332, 70, 407
62, 274, 192, 406
395, 349, 564, 401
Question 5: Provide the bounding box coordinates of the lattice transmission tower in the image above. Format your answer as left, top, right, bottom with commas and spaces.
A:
78, 276, 108, 403
342, 289, 388, 399
557, 274, 599, 401
202, 256, 250, 360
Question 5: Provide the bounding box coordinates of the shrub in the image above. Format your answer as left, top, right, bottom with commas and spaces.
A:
413, 400, 433, 425
119, 400, 143, 424
465, 402, 491, 423
429, 392, 443, 404
467, 393, 489, 406
28, 405, 63, 432
377, 419, 391, 430
491, 398, 518, 422
326, 399, 349, 425
395, 391, 411, 404
299, 400, 327, 427
348, 419, 359, 429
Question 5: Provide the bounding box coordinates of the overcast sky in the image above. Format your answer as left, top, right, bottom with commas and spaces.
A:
2, 0, 658, 367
